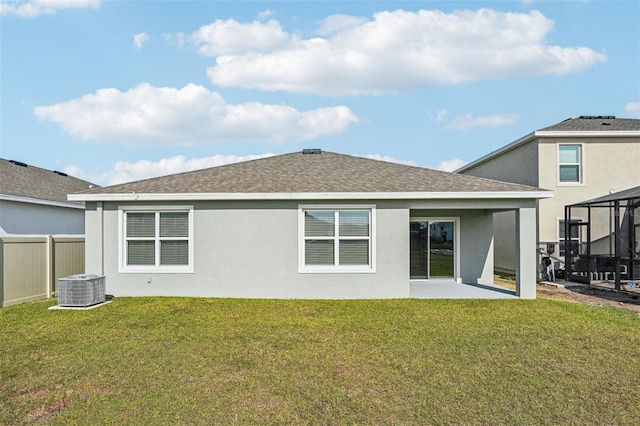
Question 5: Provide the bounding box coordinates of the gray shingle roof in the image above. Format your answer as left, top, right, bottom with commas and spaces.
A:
540, 116, 640, 131
1, 158, 97, 204
83, 151, 543, 196
456, 116, 640, 173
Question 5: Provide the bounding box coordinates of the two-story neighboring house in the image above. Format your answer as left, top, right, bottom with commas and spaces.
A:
456, 116, 640, 274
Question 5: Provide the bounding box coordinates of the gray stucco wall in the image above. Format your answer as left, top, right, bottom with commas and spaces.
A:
84, 199, 524, 299
537, 136, 640, 246
460, 141, 540, 187
0, 200, 85, 236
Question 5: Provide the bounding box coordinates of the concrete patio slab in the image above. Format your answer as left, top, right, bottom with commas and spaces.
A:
410, 279, 518, 299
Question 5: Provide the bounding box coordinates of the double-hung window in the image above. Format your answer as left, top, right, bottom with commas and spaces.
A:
558, 144, 582, 184
120, 207, 193, 273
300, 206, 375, 273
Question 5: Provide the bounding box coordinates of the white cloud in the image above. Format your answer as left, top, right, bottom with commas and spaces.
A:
189, 18, 292, 56
133, 32, 150, 50
0, 0, 100, 17
198, 9, 606, 95
163, 32, 186, 48
429, 108, 449, 122
34, 83, 358, 145
256, 9, 274, 20
444, 113, 518, 131
64, 153, 277, 186
436, 158, 468, 172
315, 14, 368, 36
625, 101, 640, 118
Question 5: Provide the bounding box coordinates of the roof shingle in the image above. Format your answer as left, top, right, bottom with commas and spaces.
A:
1, 158, 97, 204
82, 151, 543, 196
539, 116, 640, 132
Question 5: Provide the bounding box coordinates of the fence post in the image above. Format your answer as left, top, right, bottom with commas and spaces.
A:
0, 238, 4, 307
46, 235, 53, 299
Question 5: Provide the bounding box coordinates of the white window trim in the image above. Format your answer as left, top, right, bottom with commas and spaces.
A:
298, 204, 376, 274
557, 143, 585, 186
118, 205, 194, 273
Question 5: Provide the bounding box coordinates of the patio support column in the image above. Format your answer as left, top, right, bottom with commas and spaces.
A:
515, 207, 537, 299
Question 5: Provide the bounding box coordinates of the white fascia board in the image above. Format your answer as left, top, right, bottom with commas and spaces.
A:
69, 190, 553, 202
1, 193, 85, 209
456, 129, 640, 173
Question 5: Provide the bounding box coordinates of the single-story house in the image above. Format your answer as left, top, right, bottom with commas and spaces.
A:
69, 150, 552, 299
0, 157, 96, 236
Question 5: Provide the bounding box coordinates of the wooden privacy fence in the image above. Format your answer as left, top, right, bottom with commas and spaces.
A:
0, 237, 85, 307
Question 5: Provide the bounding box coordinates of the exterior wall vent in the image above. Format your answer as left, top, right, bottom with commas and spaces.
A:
302, 149, 322, 154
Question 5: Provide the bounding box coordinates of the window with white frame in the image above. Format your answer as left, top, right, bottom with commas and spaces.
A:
558, 145, 582, 183
120, 207, 193, 272
558, 219, 581, 256
300, 207, 374, 272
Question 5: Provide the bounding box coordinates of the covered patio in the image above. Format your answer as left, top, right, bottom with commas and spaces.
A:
410, 279, 517, 299
565, 186, 640, 290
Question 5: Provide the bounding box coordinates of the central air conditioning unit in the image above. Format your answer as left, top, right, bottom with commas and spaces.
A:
58, 274, 106, 307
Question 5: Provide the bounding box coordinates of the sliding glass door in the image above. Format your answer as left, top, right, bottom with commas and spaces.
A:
410, 220, 455, 279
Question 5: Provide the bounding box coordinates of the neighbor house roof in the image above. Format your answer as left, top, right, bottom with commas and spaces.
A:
1, 158, 97, 208
456, 116, 640, 173
539, 116, 640, 132
69, 151, 551, 202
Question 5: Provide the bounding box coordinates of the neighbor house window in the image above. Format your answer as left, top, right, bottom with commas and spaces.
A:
119, 207, 193, 273
558, 145, 582, 183
299, 206, 375, 273
559, 219, 581, 256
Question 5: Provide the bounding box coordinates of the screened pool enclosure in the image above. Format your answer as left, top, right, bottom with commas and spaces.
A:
565, 186, 640, 289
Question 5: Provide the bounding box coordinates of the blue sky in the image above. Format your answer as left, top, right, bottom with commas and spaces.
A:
2, 0, 639, 186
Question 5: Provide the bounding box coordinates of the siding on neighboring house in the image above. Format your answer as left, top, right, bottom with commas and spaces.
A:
0, 199, 86, 236
0, 157, 96, 237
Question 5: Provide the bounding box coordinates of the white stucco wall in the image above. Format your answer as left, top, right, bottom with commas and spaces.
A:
84, 199, 531, 299
0, 199, 85, 236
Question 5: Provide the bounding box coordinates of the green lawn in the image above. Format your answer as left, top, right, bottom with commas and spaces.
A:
1, 297, 639, 425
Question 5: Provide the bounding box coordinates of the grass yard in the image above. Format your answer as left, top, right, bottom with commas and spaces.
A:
1, 297, 639, 425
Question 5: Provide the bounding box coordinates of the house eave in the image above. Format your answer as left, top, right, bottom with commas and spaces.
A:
69, 190, 553, 202
455, 129, 640, 173
1, 193, 85, 209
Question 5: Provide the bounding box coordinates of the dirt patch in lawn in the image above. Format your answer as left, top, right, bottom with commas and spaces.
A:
537, 282, 640, 316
